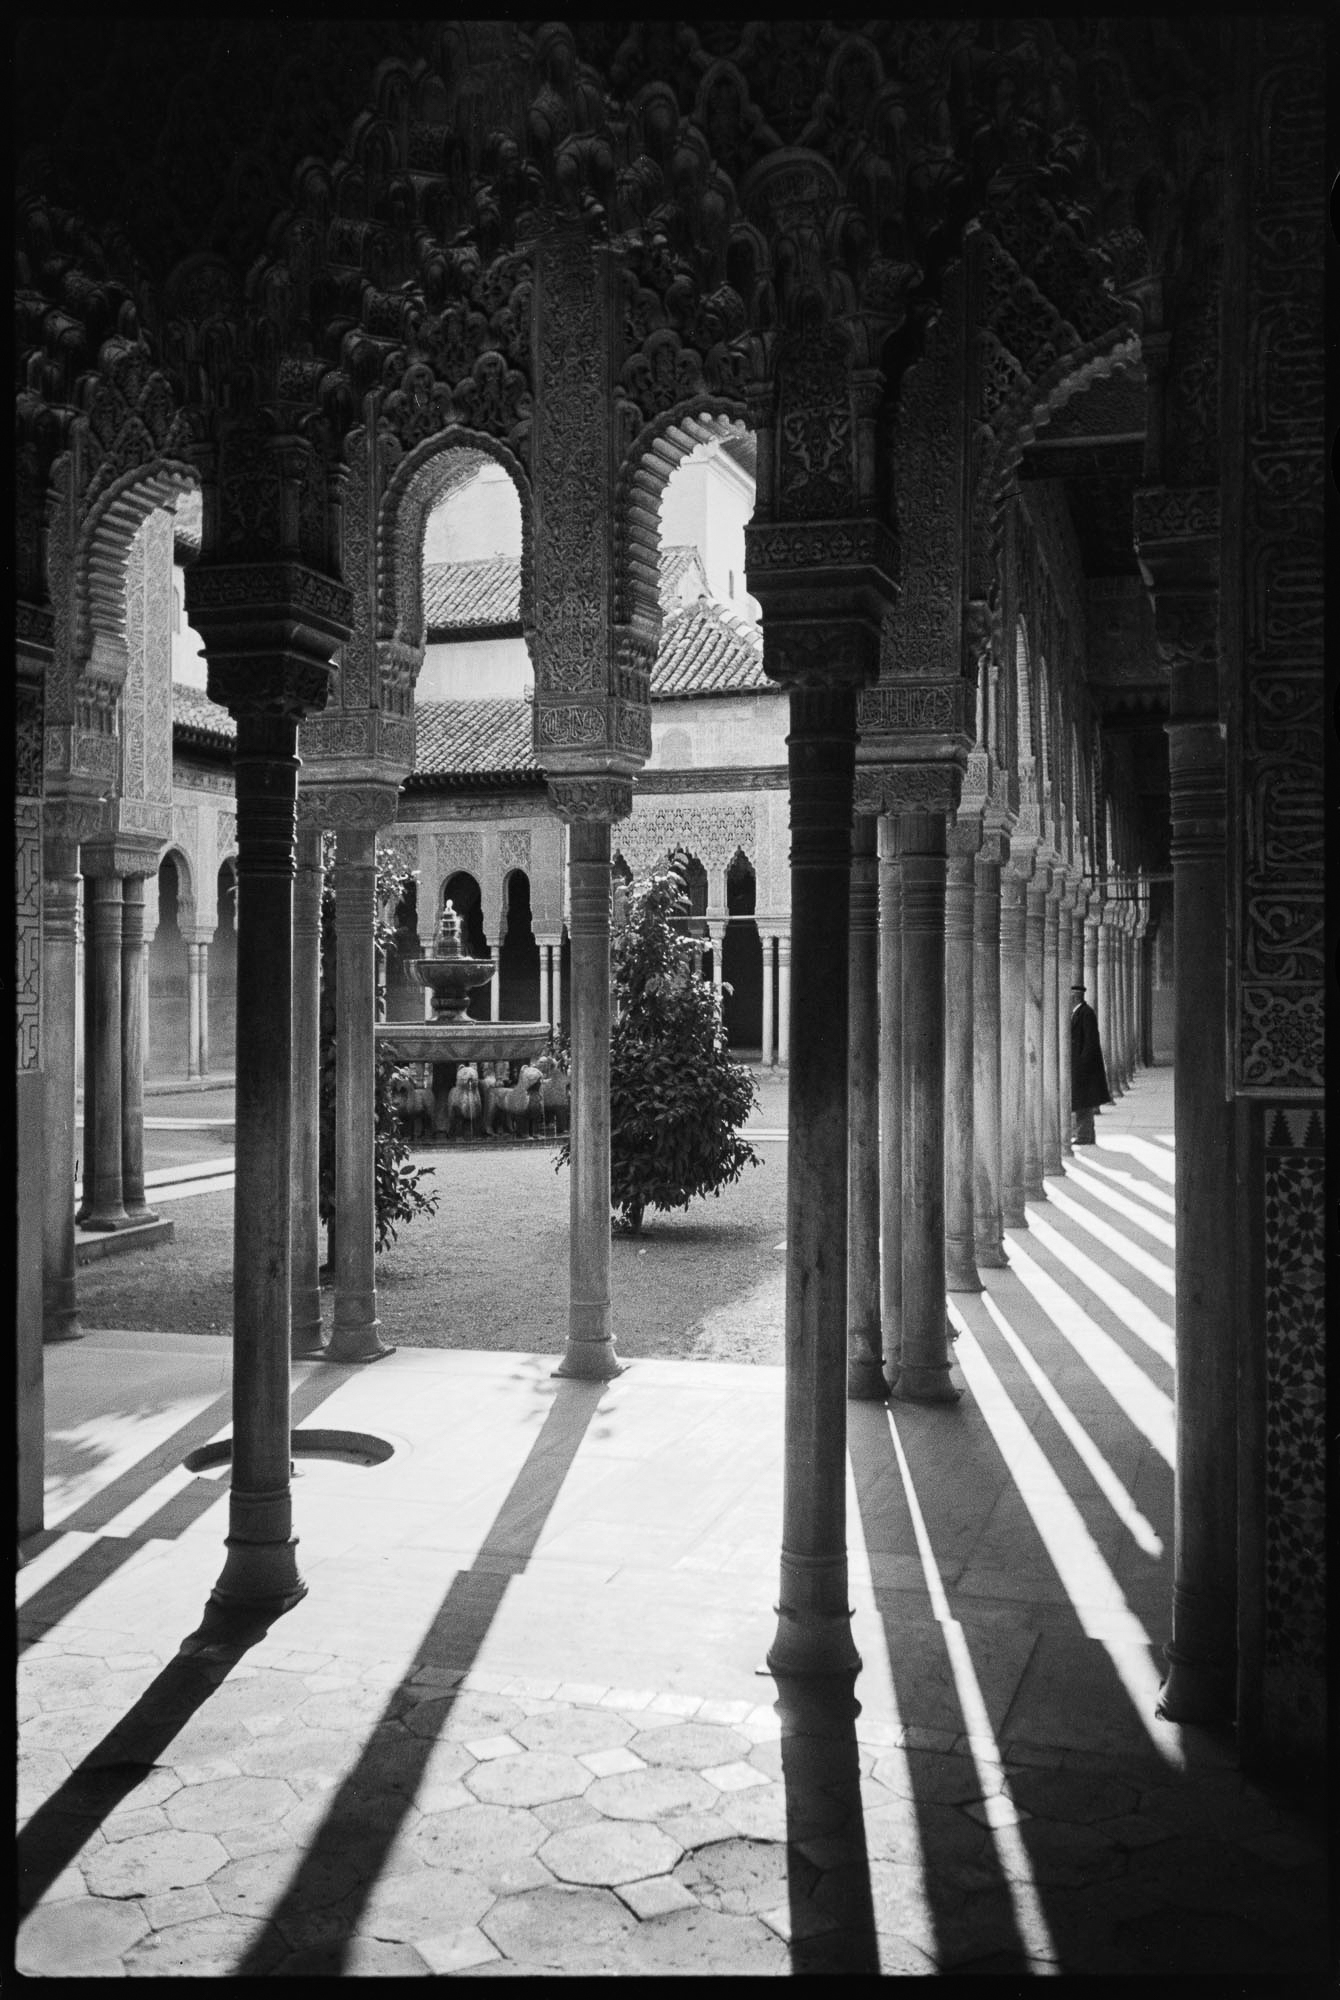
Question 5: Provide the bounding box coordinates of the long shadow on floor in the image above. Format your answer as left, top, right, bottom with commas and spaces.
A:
233, 1374, 608, 1974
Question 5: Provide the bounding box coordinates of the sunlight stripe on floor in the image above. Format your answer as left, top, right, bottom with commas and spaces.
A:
967, 1294, 1163, 1558
997, 1239, 1175, 1465
1078, 1155, 1176, 1218
945, 1326, 1184, 1771
1023, 1213, 1175, 1363
146, 1175, 235, 1202
1095, 1135, 1175, 1183
885, 1412, 1061, 1970
1059, 1164, 1176, 1248
1039, 1186, 1175, 1295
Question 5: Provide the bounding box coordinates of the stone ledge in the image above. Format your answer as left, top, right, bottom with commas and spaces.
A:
75, 1218, 175, 1264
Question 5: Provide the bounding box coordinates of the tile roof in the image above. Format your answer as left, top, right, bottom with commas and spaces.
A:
650, 600, 768, 700
424, 556, 521, 631
409, 699, 539, 782
172, 682, 235, 743
658, 544, 709, 605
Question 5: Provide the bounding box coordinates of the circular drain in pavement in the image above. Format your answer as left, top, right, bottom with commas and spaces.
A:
183, 1429, 395, 1476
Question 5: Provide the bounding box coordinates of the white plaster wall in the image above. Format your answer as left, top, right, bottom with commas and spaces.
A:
417, 635, 532, 701
423, 462, 522, 562
171, 562, 209, 688
647, 691, 788, 770
659, 442, 761, 623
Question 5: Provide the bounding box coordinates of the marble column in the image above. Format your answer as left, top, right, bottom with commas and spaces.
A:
327, 823, 393, 1364
999, 862, 1029, 1230
877, 818, 903, 1372
972, 835, 1008, 1267
187, 941, 203, 1079
198, 940, 210, 1078
776, 933, 791, 1066
556, 818, 622, 1380
708, 920, 727, 1007
847, 815, 884, 1397
290, 827, 325, 1357
1083, 909, 1100, 1019
892, 810, 958, 1405
1041, 876, 1063, 1178
74, 880, 85, 1095
1097, 914, 1118, 1096
1023, 868, 1048, 1202
42, 837, 84, 1339
768, 687, 861, 1675
1160, 657, 1237, 1724
1057, 888, 1076, 1160
553, 933, 565, 1040
119, 872, 157, 1222
211, 707, 306, 1613
79, 870, 133, 1230
761, 933, 775, 1067
944, 830, 981, 1292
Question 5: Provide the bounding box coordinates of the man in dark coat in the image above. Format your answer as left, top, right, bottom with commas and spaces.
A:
1070, 982, 1111, 1145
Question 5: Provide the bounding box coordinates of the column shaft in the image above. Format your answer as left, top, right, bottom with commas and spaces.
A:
768, 687, 860, 1675
943, 845, 981, 1291
893, 810, 958, 1404
327, 825, 391, 1363
1058, 899, 1076, 1159
877, 819, 903, 1370
1042, 885, 1062, 1177
290, 828, 325, 1356
709, 923, 726, 1005
489, 944, 501, 1022
1160, 704, 1237, 1723
847, 816, 884, 1396
187, 943, 202, 1079
999, 869, 1029, 1229
211, 710, 305, 1612
776, 935, 791, 1065
553, 936, 565, 1040
1023, 873, 1048, 1201
972, 849, 1007, 1266
557, 820, 621, 1378
120, 875, 156, 1220
198, 941, 210, 1078
42, 847, 82, 1339
1097, 920, 1118, 1097
761, 934, 775, 1066
81, 875, 131, 1229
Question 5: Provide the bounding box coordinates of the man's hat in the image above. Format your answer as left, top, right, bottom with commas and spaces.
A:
1070, 982, 1086, 992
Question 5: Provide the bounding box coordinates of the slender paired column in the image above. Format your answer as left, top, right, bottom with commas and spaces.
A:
768, 687, 861, 1674
776, 933, 791, 1065
761, 933, 775, 1067
1041, 877, 1063, 1177
42, 838, 84, 1338
74, 881, 85, 1095
556, 818, 622, 1379
944, 832, 981, 1292
1023, 869, 1048, 1201
211, 708, 306, 1612
327, 824, 393, 1364
290, 827, 325, 1356
1096, 914, 1118, 1097
847, 815, 884, 1397
489, 944, 501, 1022
1083, 911, 1100, 1022
877, 818, 904, 1371
999, 862, 1029, 1229
198, 940, 210, 1078
79, 870, 133, 1230
892, 810, 958, 1404
1058, 889, 1076, 1160
553, 933, 565, 1040
119, 872, 157, 1222
972, 836, 1008, 1266
708, 920, 727, 1006
1159, 656, 1237, 1723
187, 941, 203, 1079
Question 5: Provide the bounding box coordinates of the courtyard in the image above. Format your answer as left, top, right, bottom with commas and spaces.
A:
18, 1067, 1330, 1978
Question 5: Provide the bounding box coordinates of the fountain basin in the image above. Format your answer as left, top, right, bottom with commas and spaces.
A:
377, 1021, 552, 1066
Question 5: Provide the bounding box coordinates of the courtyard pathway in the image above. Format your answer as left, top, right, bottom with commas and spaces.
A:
17, 1069, 1331, 1977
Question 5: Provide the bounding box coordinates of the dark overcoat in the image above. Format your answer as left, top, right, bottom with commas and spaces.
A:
1070, 999, 1112, 1111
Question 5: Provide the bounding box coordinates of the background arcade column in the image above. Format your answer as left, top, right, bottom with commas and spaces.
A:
846, 813, 884, 1396
775, 933, 791, 1066
78, 859, 132, 1231
1042, 871, 1064, 1178
119, 863, 160, 1223
41, 820, 97, 1340
1023, 866, 1049, 1201
877, 817, 903, 1373
999, 857, 1032, 1231
944, 822, 982, 1293
290, 821, 325, 1356
972, 829, 1009, 1267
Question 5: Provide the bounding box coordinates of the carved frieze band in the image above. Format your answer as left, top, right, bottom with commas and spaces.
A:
297, 784, 401, 832
858, 681, 969, 737
854, 765, 962, 816
746, 517, 897, 581
547, 777, 634, 825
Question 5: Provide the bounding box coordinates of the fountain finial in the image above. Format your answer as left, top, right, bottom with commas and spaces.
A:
433, 907, 467, 959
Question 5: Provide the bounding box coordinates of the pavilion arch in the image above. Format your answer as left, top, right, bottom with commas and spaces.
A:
615, 399, 753, 639
375, 425, 534, 669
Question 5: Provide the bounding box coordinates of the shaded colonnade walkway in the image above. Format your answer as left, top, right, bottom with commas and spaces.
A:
16, 1070, 1330, 1976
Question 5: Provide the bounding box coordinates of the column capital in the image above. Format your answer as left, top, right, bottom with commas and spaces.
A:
184, 560, 353, 723
297, 782, 400, 833
80, 834, 163, 880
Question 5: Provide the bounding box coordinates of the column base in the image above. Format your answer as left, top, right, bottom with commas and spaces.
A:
1157, 1644, 1236, 1727
210, 1535, 307, 1616
1042, 1153, 1064, 1179
1024, 1181, 1048, 1204
123, 1204, 161, 1226
43, 1307, 84, 1344
846, 1344, 888, 1401
945, 1253, 983, 1294
767, 1584, 862, 1679
554, 1340, 625, 1381
323, 1328, 395, 1364
890, 1363, 961, 1405
974, 1240, 1009, 1269
79, 1207, 138, 1232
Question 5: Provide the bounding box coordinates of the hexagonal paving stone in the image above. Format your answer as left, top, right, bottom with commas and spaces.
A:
1006, 1766, 1142, 1824
209, 1846, 364, 1921
17, 1748, 72, 1819
295, 1685, 395, 1734
512, 1707, 635, 1757
166, 1775, 297, 1833
994, 1818, 1128, 1889
406, 1690, 527, 1742
275, 1937, 430, 1976
586, 1766, 718, 1822
809, 1858, 946, 1958
411, 1802, 546, 1875
234, 1727, 366, 1788
870, 1748, 1006, 1806
84, 1828, 232, 1898
541, 1819, 682, 1888
121, 1913, 288, 1976
466, 1751, 593, 1809
629, 1723, 752, 1771
481, 1884, 637, 1968
17, 1897, 151, 1976
673, 1837, 796, 1917
719, 1779, 848, 1845
614, 1904, 789, 1974
355, 1865, 495, 1943
22, 1706, 131, 1760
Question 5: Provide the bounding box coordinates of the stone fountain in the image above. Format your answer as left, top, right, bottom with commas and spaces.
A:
374, 907, 552, 1070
